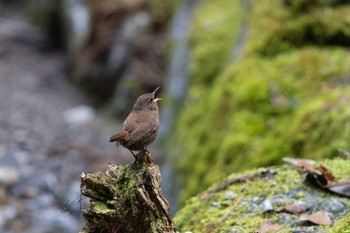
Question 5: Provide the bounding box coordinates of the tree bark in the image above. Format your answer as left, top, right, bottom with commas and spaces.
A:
80, 149, 177, 233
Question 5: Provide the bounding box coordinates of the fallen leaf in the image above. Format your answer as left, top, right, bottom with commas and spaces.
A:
282, 157, 315, 170
298, 211, 332, 225
303, 165, 335, 188
317, 165, 335, 186
283, 157, 350, 197
276, 203, 307, 214
258, 221, 283, 232
328, 179, 350, 197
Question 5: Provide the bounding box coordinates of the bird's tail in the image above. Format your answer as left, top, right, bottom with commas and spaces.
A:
109, 130, 128, 142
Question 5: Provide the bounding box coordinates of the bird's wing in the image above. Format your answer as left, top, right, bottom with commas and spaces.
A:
123, 113, 159, 146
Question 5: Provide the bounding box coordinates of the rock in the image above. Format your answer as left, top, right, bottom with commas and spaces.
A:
0, 206, 17, 229
270, 194, 287, 207
259, 199, 273, 212
0, 166, 19, 186
320, 198, 346, 214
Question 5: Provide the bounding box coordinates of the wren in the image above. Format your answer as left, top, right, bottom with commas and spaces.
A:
109, 87, 161, 157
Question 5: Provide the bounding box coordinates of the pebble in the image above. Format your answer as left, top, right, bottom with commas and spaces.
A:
251, 196, 260, 204
0, 166, 19, 186
0, 206, 17, 229
259, 199, 273, 212
225, 191, 237, 200
230, 228, 240, 233
209, 201, 221, 211
270, 194, 287, 207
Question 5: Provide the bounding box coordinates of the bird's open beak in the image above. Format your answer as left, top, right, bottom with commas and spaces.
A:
153, 87, 160, 95
152, 87, 161, 102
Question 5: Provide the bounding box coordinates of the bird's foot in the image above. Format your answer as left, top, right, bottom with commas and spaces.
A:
129, 150, 137, 159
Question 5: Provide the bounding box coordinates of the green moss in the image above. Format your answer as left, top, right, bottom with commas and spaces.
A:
175, 46, 350, 202
174, 159, 350, 232
189, 0, 242, 85
326, 212, 350, 233
245, 1, 350, 56
91, 201, 117, 215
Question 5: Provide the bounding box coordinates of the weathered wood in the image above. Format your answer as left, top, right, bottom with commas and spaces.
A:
80, 149, 177, 233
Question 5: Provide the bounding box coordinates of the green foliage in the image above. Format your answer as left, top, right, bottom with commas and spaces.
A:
170, 0, 350, 204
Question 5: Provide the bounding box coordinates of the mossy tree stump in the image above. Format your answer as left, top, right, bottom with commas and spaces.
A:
80, 150, 177, 233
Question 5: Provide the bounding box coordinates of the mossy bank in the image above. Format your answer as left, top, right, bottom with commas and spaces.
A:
174, 158, 350, 232
170, 0, 350, 202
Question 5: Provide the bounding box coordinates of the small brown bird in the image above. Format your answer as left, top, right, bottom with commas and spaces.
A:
109, 87, 161, 158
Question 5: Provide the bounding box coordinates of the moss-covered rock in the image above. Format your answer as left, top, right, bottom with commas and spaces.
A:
174, 158, 350, 232
171, 0, 350, 203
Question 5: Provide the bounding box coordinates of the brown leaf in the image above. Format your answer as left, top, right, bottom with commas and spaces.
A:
303, 165, 335, 188
317, 165, 335, 186
282, 157, 315, 170
280, 204, 307, 214
298, 211, 332, 225
282, 157, 334, 187
283, 157, 350, 197
258, 221, 283, 232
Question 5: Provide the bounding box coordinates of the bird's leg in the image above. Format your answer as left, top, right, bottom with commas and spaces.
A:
129, 150, 137, 159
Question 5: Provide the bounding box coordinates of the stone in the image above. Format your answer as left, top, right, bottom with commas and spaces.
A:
0, 166, 19, 186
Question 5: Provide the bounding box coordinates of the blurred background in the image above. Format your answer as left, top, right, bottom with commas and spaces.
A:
0, 0, 350, 232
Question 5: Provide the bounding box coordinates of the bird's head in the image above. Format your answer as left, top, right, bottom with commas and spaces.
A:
133, 87, 161, 111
